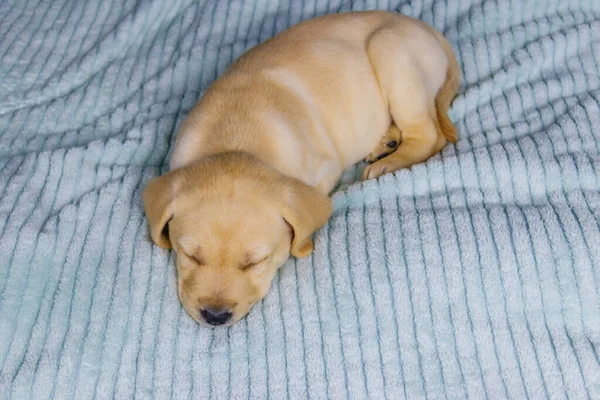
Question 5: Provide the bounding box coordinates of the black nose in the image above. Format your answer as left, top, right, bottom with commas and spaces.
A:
200, 308, 232, 326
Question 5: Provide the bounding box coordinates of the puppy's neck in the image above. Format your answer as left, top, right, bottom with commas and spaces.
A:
171, 73, 341, 193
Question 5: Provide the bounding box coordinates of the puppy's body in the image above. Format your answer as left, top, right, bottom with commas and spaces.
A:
144, 11, 460, 326
171, 11, 458, 191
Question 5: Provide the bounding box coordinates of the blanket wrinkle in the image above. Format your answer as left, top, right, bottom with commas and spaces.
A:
1, 0, 600, 399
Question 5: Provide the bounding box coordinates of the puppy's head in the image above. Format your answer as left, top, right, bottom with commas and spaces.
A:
142, 153, 332, 326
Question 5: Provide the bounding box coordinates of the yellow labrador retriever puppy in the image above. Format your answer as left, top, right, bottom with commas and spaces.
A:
143, 11, 459, 326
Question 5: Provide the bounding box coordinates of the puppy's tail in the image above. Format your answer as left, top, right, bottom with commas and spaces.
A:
434, 34, 460, 143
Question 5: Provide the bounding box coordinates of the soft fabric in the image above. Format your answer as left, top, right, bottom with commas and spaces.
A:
1, 0, 599, 398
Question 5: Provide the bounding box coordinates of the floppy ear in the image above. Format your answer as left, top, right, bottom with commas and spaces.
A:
280, 179, 333, 258
142, 173, 176, 249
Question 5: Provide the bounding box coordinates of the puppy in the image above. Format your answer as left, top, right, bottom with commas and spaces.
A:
143, 11, 460, 326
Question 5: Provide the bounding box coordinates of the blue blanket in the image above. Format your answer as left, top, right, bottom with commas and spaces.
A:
1, 0, 599, 398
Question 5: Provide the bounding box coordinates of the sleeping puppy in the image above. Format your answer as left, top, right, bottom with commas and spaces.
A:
143, 11, 460, 326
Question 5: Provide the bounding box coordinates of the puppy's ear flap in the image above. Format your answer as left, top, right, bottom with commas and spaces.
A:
280, 179, 332, 258
142, 173, 176, 249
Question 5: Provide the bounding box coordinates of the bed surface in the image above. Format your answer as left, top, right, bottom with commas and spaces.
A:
0, 0, 599, 398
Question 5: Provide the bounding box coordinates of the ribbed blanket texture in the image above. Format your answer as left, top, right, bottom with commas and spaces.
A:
0, 0, 599, 398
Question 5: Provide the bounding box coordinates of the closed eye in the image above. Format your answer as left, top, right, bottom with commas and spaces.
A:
176, 240, 205, 266
179, 250, 205, 266
241, 256, 268, 270
190, 255, 205, 266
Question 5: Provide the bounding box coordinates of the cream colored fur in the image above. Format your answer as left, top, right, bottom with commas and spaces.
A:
143, 11, 460, 326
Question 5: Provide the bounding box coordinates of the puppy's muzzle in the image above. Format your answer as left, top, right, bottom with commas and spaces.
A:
200, 307, 232, 326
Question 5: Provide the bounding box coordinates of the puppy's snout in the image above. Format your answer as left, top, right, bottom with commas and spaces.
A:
200, 307, 232, 326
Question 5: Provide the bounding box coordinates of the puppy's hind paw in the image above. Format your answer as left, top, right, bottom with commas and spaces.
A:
364, 124, 402, 163
362, 161, 388, 180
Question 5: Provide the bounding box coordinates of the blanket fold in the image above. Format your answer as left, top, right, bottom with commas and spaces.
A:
0, 0, 599, 398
